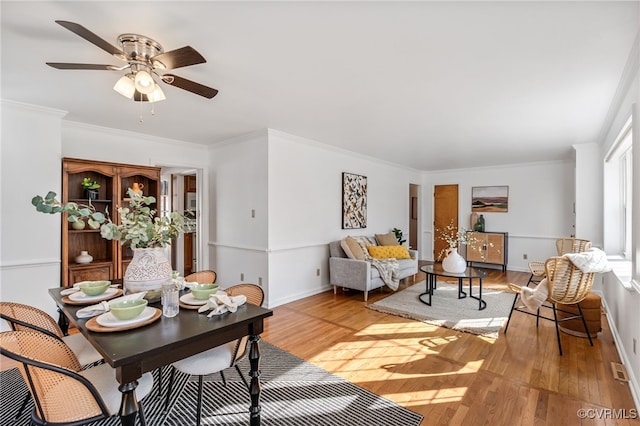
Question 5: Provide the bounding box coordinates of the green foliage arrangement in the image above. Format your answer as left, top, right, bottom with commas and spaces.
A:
32, 189, 188, 248
32, 191, 105, 229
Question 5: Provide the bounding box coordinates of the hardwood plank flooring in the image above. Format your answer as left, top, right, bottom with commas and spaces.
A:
261, 264, 639, 425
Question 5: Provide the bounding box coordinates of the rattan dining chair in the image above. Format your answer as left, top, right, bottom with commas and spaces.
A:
504, 256, 596, 355
185, 270, 217, 284
0, 330, 154, 426
527, 238, 591, 285
163, 283, 264, 426
0, 301, 105, 419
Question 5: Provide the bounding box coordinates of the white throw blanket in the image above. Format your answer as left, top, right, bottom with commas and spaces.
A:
519, 279, 549, 312
514, 248, 611, 311
563, 248, 612, 273
352, 236, 400, 291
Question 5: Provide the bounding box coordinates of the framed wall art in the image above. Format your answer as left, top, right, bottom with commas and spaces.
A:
471, 186, 509, 212
342, 172, 367, 229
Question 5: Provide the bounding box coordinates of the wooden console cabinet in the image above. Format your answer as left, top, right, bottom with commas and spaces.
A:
61, 158, 160, 287
466, 231, 508, 271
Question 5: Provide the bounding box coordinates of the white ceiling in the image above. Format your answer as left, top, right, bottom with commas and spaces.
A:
2, 1, 638, 171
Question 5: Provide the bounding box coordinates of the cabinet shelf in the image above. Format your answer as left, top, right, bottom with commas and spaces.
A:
69, 198, 113, 203
69, 259, 112, 267
62, 158, 160, 286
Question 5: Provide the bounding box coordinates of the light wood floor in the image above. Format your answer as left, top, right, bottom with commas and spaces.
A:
261, 265, 639, 426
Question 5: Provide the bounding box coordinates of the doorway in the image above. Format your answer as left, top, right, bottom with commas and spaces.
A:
433, 184, 458, 261
409, 184, 419, 250
160, 167, 201, 276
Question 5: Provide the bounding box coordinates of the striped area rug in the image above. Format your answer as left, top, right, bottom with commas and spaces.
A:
2, 342, 423, 426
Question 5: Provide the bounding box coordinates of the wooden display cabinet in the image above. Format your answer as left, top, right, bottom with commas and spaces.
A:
466, 231, 508, 271
61, 158, 160, 287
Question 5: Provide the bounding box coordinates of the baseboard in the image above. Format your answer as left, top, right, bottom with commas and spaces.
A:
267, 285, 333, 308
600, 297, 640, 410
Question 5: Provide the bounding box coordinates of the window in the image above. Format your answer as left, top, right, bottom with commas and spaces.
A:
603, 115, 634, 286
619, 132, 632, 259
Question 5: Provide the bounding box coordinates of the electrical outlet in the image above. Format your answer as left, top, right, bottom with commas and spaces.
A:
251, 209, 255, 218
634, 338, 637, 355
258, 277, 263, 285
316, 268, 320, 276
240, 273, 244, 281
523, 254, 528, 260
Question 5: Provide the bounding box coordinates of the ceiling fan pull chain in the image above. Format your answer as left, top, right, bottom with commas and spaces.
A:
139, 97, 144, 123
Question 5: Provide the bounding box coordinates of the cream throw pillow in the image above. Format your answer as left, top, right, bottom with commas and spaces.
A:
375, 232, 399, 246
341, 236, 367, 260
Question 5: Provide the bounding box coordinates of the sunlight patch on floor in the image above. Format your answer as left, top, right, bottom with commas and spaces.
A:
355, 321, 440, 335
378, 387, 467, 406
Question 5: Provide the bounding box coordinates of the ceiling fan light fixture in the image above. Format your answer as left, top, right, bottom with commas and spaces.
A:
113, 74, 135, 98
147, 84, 166, 103
134, 69, 155, 94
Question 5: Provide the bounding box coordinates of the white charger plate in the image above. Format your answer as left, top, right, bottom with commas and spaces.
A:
179, 293, 209, 306
96, 307, 156, 328
69, 287, 119, 302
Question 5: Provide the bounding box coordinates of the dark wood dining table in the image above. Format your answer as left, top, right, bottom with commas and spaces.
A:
49, 287, 274, 426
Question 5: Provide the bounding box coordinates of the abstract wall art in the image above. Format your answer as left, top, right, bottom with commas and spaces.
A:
342, 172, 367, 229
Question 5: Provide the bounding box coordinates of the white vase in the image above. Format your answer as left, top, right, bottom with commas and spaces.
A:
75, 250, 93, 264
442, 247, 467, 273
124, 247, 172, 295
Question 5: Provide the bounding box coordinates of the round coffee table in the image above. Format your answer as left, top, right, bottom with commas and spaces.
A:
420, 264, 487, 310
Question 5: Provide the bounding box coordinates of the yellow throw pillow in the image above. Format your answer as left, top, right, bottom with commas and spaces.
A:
375, 232, 399, 246
367, 245, 411, 259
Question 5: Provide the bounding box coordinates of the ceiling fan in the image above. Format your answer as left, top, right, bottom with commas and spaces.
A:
46, 20, 218, 102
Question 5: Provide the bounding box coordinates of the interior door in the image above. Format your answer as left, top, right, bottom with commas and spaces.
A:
433, 184, 458, 261
409, 184, 419, 250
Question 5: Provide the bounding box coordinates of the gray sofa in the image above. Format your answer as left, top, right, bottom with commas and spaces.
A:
329, 239, 418, 301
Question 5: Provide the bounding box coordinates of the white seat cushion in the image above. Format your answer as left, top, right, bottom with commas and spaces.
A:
171, 340, 237, 376
80, 363, 154, 416
62, 333, 103, 366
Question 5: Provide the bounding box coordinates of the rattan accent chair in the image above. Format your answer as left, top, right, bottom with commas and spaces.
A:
0, 301, 105, 419
504, 256, 596, 355
527, 238, 592, 285
164, 283, 265, 426
185, 270, 217, 284
0, 302, 102, 367
0, 330, 154, 425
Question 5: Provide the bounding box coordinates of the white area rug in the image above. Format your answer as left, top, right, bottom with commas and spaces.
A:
368, 282, 514, 338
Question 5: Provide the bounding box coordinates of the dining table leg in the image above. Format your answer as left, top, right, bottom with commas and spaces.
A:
248, 333, 262, 426
118, 380, 140, 426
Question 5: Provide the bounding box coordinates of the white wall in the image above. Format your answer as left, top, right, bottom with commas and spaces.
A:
208, 131, 270, 300
266, 130, 422, 306
422, 161, 575, 271
209, 129, 423, 307
1, 101, 66, 320
574, 143, 603, 247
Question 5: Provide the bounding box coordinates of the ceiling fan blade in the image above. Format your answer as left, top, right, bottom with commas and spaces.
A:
46, 62, 118, 70
151, 46, 206, 70
161, 74, 218, 99
55, 20, 124, 57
